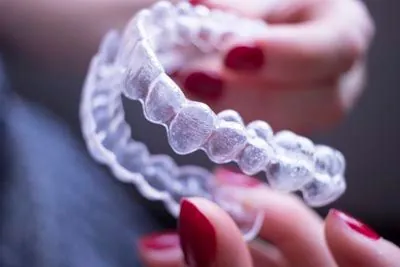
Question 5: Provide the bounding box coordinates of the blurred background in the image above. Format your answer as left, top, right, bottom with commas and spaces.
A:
0, 0, 399, 260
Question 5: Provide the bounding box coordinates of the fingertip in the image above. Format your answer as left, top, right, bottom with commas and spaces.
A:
326, 209, 380, 241
223, 43, 266, 72
188, 0, 227, 9
179, 197, 252, 267
325, 208, 400, 267
137, 231, 183, 267
188, 0, 226, 11
172, 56, 226, 102
181, 71, 225, 101
189, 0, 202, 5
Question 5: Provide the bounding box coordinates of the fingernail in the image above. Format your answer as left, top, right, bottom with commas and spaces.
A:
224, 44, 265, 71
183, 71, 224, 101
139, 231, 180, 251
179, 199, 217, 267
215, 167, 262, 188
331, 209, 381, 240
189, 0, 203, 5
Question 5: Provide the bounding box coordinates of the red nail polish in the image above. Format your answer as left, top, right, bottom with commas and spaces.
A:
331, 209, 380, 240
215, 167, 261, 188
139, 231, 180, 250
183, 71, 224, 101
179, 199, 217, 267
224, 45, 265, 71
189, 0, 203, 5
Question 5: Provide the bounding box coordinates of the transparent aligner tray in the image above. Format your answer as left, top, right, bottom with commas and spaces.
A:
80, 1, 347, 241
80, 38, 264, 241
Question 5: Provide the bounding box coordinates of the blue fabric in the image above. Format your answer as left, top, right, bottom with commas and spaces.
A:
0, 54, 8, 177
0, 56, 173, 267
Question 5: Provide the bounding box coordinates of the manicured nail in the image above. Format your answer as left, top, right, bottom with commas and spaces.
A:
189, 0, 203, 5
183, 71, 224, 101
224, 45, 265, 71
215, 167, 262, 188
179, 199, 217, 267
331, 209, 381, 240
139, 231, 180, 251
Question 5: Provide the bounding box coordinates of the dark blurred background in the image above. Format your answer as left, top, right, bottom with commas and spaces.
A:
2, 0, 400, 247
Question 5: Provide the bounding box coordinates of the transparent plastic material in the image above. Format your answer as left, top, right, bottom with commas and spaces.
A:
80, 1, 347, 241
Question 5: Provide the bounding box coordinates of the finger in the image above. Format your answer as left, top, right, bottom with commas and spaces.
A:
194, 0, 374, 83
178, 197, 252, 267
325, 209, 400, 267
137, 231, 183, 267
215, 168, 336, 267
248, 239, 287, 267
190, 0, 280, 19
223, 23, 365, 83
178, 67, 342, 132
212, 167, 287, 267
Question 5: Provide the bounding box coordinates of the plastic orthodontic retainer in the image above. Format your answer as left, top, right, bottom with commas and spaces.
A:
80, 1, 347, 241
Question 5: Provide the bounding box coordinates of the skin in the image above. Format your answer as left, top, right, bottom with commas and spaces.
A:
138, 183, 400, 267
178, 0, 375, 133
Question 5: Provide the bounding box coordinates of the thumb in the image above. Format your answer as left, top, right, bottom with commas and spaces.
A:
179, 197, 252, 267
325, 209, 400, 267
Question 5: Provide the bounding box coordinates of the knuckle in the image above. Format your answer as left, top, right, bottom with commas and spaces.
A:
334, 0, 375, 73
353, 0, 376, 39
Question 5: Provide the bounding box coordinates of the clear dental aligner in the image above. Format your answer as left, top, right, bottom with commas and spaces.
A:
80, 1, 347, 240
80, 33, 264, 241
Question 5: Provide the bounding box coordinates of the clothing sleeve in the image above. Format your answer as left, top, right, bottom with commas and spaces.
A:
0, 53, 173, 267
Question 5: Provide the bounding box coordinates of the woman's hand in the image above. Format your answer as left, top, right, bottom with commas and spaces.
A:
137, 169, 400, 267
2, 0, 374, 133
177, 0, 375, 133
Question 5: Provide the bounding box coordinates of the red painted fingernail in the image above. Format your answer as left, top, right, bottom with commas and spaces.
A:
224, 45, 265, 71
215, 167, 262, 188
189, 0, 203, 5
331, 209, 381, 240
179, 199, 217, 267
183, 71, 224, 101
139, 231, 180, 251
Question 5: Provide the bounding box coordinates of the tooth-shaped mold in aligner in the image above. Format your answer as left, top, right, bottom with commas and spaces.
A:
117, 10, 151, 65
301, 145, 346, 207
122, 40, 164, 101
265, 131, 316, 191
80, 1, 348, 242
144, 73, 186, 124
168, 101, 217, 154
204, 118, 247, 164
142, 155, 178, 195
